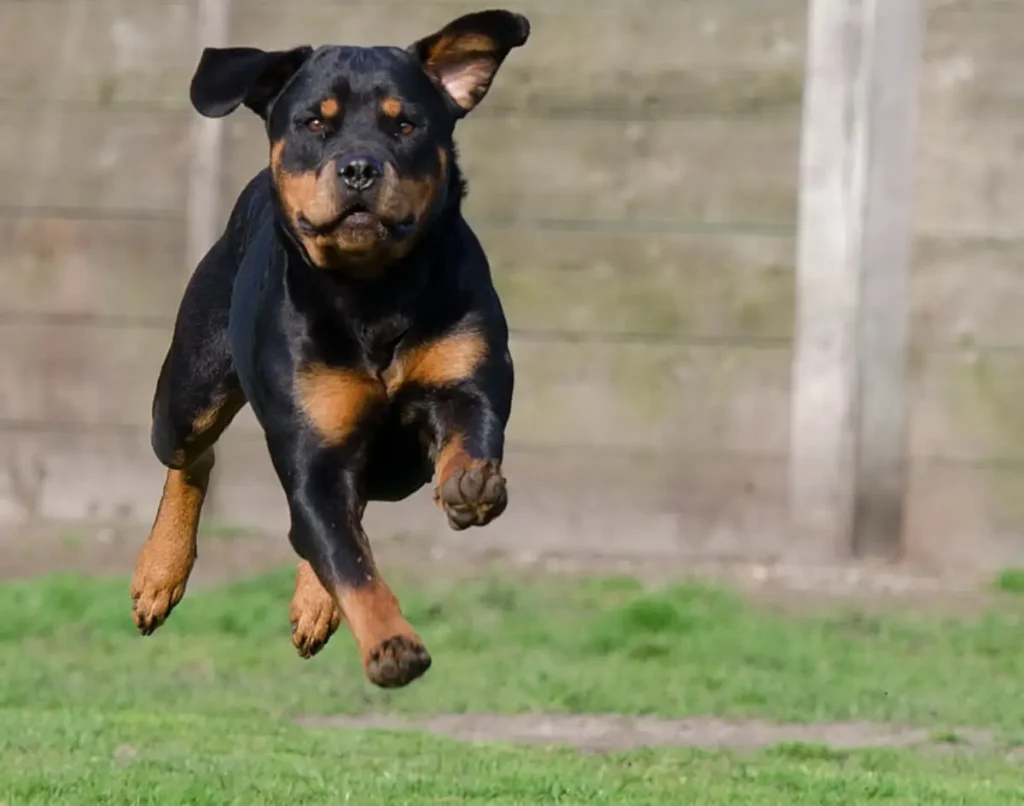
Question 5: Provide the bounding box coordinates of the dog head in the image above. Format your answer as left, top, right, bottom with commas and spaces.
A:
189, 10, 529, 274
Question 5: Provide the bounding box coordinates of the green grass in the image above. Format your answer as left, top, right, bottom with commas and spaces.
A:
2, 569, 1024, 804
993, 567, 1024, 595
4, 710, 1023, 805
5, 570, 1024, 726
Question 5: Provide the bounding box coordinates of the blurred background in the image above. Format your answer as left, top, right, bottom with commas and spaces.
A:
0, 0, 1022, 583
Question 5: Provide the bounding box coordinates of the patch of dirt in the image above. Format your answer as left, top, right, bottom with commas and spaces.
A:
297, 713, 998, 755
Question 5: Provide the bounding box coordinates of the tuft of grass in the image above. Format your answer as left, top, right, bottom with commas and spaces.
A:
993, 568, 1024, 595
766, 742, 850, 763
930, 730, 966, 745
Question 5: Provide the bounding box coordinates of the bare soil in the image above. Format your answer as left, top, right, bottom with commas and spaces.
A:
297, 714, 999, 755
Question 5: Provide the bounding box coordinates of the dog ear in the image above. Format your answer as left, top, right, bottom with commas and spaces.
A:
408, 10, 529, 117
189, 46, 314, 120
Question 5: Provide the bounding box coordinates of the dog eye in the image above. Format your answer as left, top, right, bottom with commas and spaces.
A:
397, 120, 415, 137
305, 118, 326, 134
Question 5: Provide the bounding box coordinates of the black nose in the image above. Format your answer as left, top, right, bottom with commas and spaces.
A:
337, 155, 382, 191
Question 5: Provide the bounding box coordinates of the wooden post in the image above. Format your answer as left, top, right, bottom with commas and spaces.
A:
789, 0, 921, 558
187, 0, 232, 522
186, 0, 231, 273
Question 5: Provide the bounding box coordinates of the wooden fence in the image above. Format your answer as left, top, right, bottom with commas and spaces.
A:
0, 0, 1022, 575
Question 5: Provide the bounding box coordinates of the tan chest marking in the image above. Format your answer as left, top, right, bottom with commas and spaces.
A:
296, 332, 488, 444
296, 364, 385, 446
381, 331, 488, 395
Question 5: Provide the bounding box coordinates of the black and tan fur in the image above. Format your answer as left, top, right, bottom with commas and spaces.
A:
130, 10, 529, 689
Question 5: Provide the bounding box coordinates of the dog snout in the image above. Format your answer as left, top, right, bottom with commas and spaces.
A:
337, 155, 383, 191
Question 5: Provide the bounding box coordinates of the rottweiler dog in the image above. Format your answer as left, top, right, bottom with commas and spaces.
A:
129, 10, 530, 689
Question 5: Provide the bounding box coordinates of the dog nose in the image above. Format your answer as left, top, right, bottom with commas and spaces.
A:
337, 155, 382, 191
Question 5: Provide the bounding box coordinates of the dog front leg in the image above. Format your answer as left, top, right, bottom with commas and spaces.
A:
283, 447, 430, 688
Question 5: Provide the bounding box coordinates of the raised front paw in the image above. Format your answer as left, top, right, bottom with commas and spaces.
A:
438, 459, 507, 531
365, 634, 432, 688
290, 562, 342, 659
130, 545, 194, 636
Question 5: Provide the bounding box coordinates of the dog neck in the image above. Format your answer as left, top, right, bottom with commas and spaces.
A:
281, 205, 458, 356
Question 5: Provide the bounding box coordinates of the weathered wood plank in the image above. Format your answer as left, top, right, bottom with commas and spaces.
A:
11, 316, 1024, 465
460, 118, 800, 226
223, 116, 801, 226
232, 0, 807, 116
923, 3, 1024, 117
914, 120, 1024, 238
0, 0, 196, 104
507, 339, 790, 453
904, 459, 1024, 576
7, 424, 1024, 576
0, 220, 795, 339
0, 110, 191, 213
493, 238, 794, 341
7, 1, 1024, 121
0, 426, 791, 561
0, 0, 806, 115
0, 218, 185, 319
911, 237, 1024, 349
1, 107, 801, 225
2, 94, 1019, 236
0, 324, 171, 429
911, 350, 1024, 464
0, 322, 791, 454
12, 104, 1017, 236
209, 430, 791, 554
9, 222, 1024, 356
12, 216, 1024, 352
234, 0, 806, 67
5, 0, 1024, 123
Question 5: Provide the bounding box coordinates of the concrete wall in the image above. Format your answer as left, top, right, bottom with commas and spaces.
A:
1, 0, 1022, 574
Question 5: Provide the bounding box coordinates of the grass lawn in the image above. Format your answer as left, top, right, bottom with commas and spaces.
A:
2, 568, 1024, 804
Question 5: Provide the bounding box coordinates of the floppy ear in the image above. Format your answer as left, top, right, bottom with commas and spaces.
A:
189, 45, 314, 119
409, 10, 530, 117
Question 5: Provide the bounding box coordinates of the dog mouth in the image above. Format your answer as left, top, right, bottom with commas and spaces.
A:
336, 203, 379, 230
297, 202, 378, 235
297, 203, 417, 240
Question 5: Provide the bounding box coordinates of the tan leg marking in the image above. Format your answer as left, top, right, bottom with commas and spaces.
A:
130, 452, 213, 634
336, 577, 431, 688
290, 560, 343, 659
